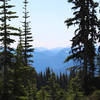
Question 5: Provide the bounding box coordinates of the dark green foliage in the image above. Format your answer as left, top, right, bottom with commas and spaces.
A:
14, 1, 38, 99
36, 87, 49, 100
13, 30, 37, 100
45, 67, 51, 81
0, 0, 19, 99
12, 39, 28, 100
88, 90, 100, 100
0, 77, 3, 99
67, 74, 84, 100
36, 68, 68, 100
22, 0, 34, 66
37, 72, 44, 90
65, 0, 98, 95
96, 47, 100, 77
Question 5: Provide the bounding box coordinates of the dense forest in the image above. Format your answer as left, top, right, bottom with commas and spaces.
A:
0, 0, 100, 100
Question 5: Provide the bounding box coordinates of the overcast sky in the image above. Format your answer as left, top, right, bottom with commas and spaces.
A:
10, 0, 99, 49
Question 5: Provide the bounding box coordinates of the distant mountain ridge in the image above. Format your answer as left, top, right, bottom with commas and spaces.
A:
33, 47, 73, 74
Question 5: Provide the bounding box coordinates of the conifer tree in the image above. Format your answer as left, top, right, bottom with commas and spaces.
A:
37, 72, 44, 89
22, 1, 37, 99
22, 0, 34, 66
16, 28, 24, 63
65, 0, 98, 95
14, 28, 37, 100
97, 47, 100, 77
46, 67, 51, 82
36, 87, 49, 100
0, 0, 18, 99
67, 75, 84, 100
11, 28, 28, 100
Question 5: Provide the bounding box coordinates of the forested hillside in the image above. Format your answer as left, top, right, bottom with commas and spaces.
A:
0, 0, 100, 100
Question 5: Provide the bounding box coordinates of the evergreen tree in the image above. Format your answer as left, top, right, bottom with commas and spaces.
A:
62, 73, 68, 89
12, 29, 28, 100
21, 1, 37, 99
0, 0, 18, 99
67, 75, 84, 100
46, 67, 51, 82
65, 0, 98, 95
0, 76, 3, 99
14, 29, 37, 100
16, 28, 24, 63
37, 71, 44, 90
22, 0, 34, 66
96, 46, 100, 77
27, 67, 37, 100
36, 87, 49, 100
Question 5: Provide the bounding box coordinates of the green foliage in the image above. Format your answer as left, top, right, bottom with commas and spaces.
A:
65, 0, 99, 95
36, 70, 68, 100
96, 48, 100, 77
0, 78, 3, 99
88, 90, 100, 100
64, 55, 74, 62
22, 0, 34, 66
0, 0, 19, 99
67, 76, 84, 100
36, 87, 49, 100
15, 96, 28, 100
36, 84, 67, 100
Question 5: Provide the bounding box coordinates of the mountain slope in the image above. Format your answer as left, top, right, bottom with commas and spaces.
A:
33, 47, 73, 74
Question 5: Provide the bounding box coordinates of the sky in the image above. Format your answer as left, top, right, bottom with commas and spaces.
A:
10, 0, 77, 49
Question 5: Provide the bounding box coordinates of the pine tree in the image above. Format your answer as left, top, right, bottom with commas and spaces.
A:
27, 67, 37, 100
36, 87, 49, 100
22, 0, 34, 66
96, 46, 100, 77
0, 0, 18, 99
16, 28, 24, 63
14, 29, 37, 100
12, 28, 28, 100
67, 75, 84, 100
46, 67, 51, 82
65, 0, 98, 95
21, 1, 37, 99
37, 72, 43, 90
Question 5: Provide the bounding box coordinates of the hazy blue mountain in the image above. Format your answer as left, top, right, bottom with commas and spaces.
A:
35, 47, 48, 52
33, 47, 74, 74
